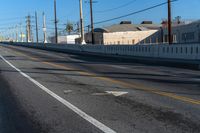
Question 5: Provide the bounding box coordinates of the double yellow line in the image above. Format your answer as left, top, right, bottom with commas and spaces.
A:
11, 48, 200, 105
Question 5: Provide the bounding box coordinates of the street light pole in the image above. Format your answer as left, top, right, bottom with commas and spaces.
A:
90, 0, 94, 44
43, 12, 48, 43
79, 0, 86, 44
35, 11, 39, 43
54, 0, 58, 43
168, 0, 172, 44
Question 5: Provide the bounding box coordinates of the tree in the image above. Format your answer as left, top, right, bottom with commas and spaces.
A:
66, 21, 74, 35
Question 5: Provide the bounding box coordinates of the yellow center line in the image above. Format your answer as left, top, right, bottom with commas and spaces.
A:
9, 49, 200, 105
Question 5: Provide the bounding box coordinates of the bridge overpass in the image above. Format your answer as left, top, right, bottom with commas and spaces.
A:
0, 43, 200, 133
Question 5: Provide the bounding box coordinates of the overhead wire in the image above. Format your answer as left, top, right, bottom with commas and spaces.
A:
94, 0, 137, 13
94, 0, 179, 25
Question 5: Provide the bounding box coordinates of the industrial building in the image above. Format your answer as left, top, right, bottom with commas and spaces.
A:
141, 20, 200, 44
85, 21, 161, 45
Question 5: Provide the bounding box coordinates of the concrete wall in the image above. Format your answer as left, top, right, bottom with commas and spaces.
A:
6, 42, 200, 61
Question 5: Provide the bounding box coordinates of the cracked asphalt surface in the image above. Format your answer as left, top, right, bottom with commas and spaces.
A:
0, 43, 200, 133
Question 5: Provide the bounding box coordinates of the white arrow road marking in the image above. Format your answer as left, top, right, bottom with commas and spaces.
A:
0, 54, 116, 133
92, 91, 128, 97
105, 91, 128, 97
63, 90, 72, 94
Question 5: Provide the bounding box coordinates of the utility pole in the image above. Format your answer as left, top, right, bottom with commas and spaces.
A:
54, 0, 58, 43
79, 0, 86, 44
43, 12, 48, 43
35, 12, 39, 43
26, 15, 32, 42
168, 0, 172, 44
90, 0, 94, 44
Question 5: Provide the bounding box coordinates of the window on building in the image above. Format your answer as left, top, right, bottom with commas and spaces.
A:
164, 35, 168, 42
182, 32, 195, 41
132, 39, 135, 44
156, 38, 159, 44
173, 34, 177, 43
149, 38, 152, 44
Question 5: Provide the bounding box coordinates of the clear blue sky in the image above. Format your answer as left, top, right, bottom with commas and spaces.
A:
0, 0, 199, 40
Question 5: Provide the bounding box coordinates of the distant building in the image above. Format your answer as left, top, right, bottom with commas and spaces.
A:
49, 34, 80, 44
85, 21, 161, 45
141, 20, 200, 44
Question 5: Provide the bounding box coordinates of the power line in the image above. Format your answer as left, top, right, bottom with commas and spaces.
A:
0, 17, 23, 22
95, 0, 137, 13
94, 0, 179, 25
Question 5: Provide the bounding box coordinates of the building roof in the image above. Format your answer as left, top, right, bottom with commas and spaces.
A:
94, 23, 161, 33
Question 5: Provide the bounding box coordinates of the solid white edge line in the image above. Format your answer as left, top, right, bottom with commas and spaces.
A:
0, 54, 116, 133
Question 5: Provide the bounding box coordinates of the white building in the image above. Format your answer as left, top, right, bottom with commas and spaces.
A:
49, 34, 80, 44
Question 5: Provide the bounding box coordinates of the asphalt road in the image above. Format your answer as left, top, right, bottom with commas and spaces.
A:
0, 43, 200, 133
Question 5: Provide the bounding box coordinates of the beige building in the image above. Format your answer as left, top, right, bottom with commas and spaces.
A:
85, 21, 161, 45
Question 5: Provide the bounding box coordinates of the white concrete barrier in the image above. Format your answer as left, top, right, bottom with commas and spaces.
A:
4, 42, 200, 61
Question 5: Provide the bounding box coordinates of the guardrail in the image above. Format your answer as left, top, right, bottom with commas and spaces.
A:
5, 42, 200, 61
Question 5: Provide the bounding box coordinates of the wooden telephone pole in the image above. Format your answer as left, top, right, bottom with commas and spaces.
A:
54, 0, 58, 43
168, 0, 172, 44
90, 0, 94, 44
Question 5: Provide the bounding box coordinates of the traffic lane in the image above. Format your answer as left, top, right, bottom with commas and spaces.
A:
43, 53, 200, 122
1, 44, 198, 132
0, 72, 44, 133
9, 44, 200, 102
2, 45, 200, 104
0, 45, 177, 133
0, 54, 104, 133
2, 45, 200, 119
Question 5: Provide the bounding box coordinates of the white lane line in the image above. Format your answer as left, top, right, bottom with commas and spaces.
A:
0, 54, 116, 133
